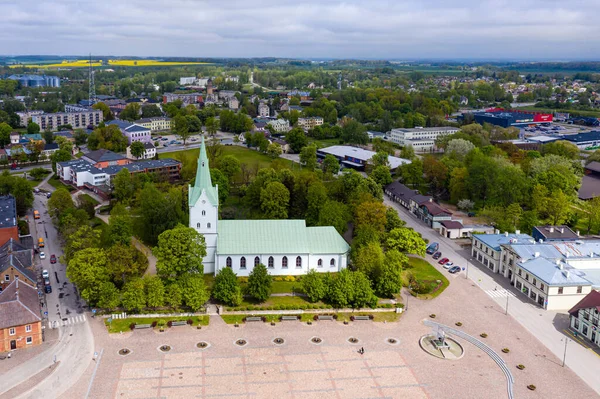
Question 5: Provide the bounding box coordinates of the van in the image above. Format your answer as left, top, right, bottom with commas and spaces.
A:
38, 238, 45, 248
34, 210, 40, 220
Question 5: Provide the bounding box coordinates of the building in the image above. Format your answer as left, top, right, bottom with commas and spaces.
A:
532, 225, 580, 242
0, 238, 36, 290
106, 120, 151, 144
267, 119, 290, 133
258, 102, 270, 118
102, 158, 181, 184
31, 110, 103, 131
579, 161, 600, 200
64, 104, 94, 113
384, 182, 429, 212
162, 93, 203, 105
568, 291, 600, 349
0, 279, 42, 352
82, 149, 131, 168
317, 146, 411, 171
471, 232, 533, 275
179, 77, 197, 85
287, 90, 311, 101
56, 159, 108, 188
563, 131, 600, 150
228, 97, 240, 110
367, 131, 386, 140
387, 127, 459, 152
271, 138, 290, 153
189, 137, 349, 275
42, 143, 59, 158
137, 117, 172, 133
14, 111, 44, 127
467, 108, 553, 128
126, 142, 156, 160
0, 196, 19, 248
7, 74, 60, 88
298, 117, 324, 130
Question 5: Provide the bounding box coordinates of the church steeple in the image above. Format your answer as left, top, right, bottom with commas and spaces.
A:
189, 136, 218, 206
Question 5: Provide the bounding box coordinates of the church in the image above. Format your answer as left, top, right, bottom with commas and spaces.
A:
189, 137, 350, 276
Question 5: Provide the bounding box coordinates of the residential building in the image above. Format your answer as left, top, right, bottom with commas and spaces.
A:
15, 110, 44, 127
471, 233, 533, 275
102, 158, 181, 184
31, 110, 103, 131
258, 102, 270, 118
64, 104, 94, 113
298, 117, 324, 130
287, 90, 311, 101
136, 117, 172, 133
10, 132, 20, 145
417, 202, 453, 230
228, 97, 240, 110
0, 279, 42, 351
388, 126, 459, 153
7, 74, 60, 88
0, 196, 19, 248
41, 143, 59, 158
82, 149, 131, 168
189, 137, 349, 275
179, 76, 197, 85
0, 238, 36, 290
267, 119, 290, 133
218, 91, 238, 100
271, 138, 290, 153
106, 120, 151, 144
532, 225, 580, 242
317, 146, 411, 171
569, 291, 600, 349
126, 142, 156, 160
367, 131, 386, 140
22, 134, 43, 143
56, 159, 108, 188
162, 93, 203, 105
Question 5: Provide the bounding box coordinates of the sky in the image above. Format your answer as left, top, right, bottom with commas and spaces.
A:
1, 0, 599, 60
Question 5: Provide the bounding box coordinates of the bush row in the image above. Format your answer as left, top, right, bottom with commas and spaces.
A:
225, 303, 398, 312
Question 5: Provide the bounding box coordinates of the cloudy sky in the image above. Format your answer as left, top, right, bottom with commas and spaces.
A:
1, 0, 598, 60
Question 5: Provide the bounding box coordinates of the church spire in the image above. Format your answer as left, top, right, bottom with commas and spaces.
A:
189, 136, 218, 206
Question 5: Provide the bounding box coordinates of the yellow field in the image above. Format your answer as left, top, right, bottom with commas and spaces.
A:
10, 59, 207, 69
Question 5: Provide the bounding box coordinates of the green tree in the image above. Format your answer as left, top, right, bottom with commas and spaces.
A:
370, 151, 389, 167
354, 200, 388, 234
141, 105, 162, 118
375, 250, 407, 297
165, 282, 183, 308
63, 225, 101, 263
542, 140, 580, 160
370, 165, 392, 187
306, 181, 328, 226
27, 122, 40, 134
546, 189, 571, 225
219, 155, 241, 180
92, 102, 114, 120
112, 168, 135, 203
530, 155, 581, 197
144, 275, 165, 309
97, 281, 121, 309
519, 210, 539, 235
302, 269, 326, 303
446, 138, 475, 160
205, 117, 219, 136
212, 267, 242, 306
9, 177, 34, 216
154, 224, 207, 280
505, 203, 523, 230
326, 268, 353, 308
299, 144, 317, 170
318, 200, 350, 235
51, 149, 72, 172
247, 263, 272, 302
286, 127, 308, 153
106, 205, 133, 246
353, 241, 384, 280
129, 141, 146, 159
351, 270, 378, 308
260, 181, 290, 219
66, 248, 110, 305
400, 145, 415, 160
137, 184, 182, 245
180, 274, 209, 311
0, 122, 11, 148
186, 115, 202, 133
322, 154, 340, 175
386, 228, 426, 256
121, 278, 146, 311
210, 168, 230, 205
119, 103, 141, 122
341, 119, 368, 145
48, 187, 75, 219
385, 207, 405, 232
267, 142, 282, 159
173, 114, 191, 145
106, 244, 148, 285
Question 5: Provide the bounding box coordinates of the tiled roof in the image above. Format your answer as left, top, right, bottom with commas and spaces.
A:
84, 149, 127, 163
102, 158, 180, 175
0, 279, 41, 329
585, 161, 600, 174
421, 202, 452, 217
579, 174, 600, 200
0, 195, 16, 228
0, 238, 35, 284
441, 220, 464, 230
568, 290, 600, 316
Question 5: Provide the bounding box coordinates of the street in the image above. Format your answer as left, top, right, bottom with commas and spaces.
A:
384, 197, 600, 394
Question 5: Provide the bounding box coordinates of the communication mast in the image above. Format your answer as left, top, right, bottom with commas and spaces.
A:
88, 54, 97, 105
337, 72, 342, 91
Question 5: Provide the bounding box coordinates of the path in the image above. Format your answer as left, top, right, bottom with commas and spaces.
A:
36, 171, 55, 192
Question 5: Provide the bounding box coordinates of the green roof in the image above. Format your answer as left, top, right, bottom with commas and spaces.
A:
217, 220, 349, 255
189, 136, 219, 206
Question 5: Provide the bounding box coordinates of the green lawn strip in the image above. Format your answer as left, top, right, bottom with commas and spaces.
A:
403, 257, 449, 299
220, 314, 284, 324
238, 295, 313, 308
299, 312, 399, 323
104, 315, 209, 333
48, 176, 74, 191
79, 193, 100, 205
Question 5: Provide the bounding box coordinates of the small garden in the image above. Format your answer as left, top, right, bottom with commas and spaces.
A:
403, 257, 449, 299
105, 315, 209, 333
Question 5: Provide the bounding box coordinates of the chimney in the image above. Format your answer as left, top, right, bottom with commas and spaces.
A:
556, 259, 561, 265
563, 270, 570, 279
504, 232, 509, 237
534, 252, 540, 258
560, 228, 564, 234
538, 239, 544, 243
577, 230, 580, 236
549, 227, 554, 233
515, 230, 520, 234
559, 263, 564, 270
495, 229, 500, 234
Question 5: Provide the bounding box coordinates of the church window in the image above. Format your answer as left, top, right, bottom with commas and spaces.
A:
330, 258, 335, 267
296, 256, 302, 268
196, 223, 201, 229
202, 210, 206, 216
240, 257, 246, 269
254, 256, 260, 266
268, 256, 274, 268
207, 223, 211, 228
317, 259, 323, 268
202, 161, 205, 167
282, 256, 288, 268
226, 257, 232, 268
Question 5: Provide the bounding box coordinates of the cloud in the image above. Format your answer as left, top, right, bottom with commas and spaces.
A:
0, 0, 598, 59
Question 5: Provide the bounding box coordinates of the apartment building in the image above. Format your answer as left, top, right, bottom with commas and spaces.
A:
107, 120, 151, 144
126, 142, 156, 160
267, 119, 290, 133
179, 76, 197, 85
0, 279, 42, 352
14, 110, 44, 127
31, 110, 103, 131
569, 291, 600, 349
298, 117, 324, 130
162, 93, 202, 105
258, 102, 270, 118
388, 126, 459, 152
137, 117, 172, 133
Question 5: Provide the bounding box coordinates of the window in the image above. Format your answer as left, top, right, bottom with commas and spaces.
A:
517, 269, 522, 276
268, 256, 274, 268
26, 336, 32, 344
226, 257, 232, 268
330, 258, 335, 267
240, 257, 246, 269
196, 223, 201, 229
525, 273, 529, 281
533, 278, 537, 286
577, 286, 583, 294
282, 256, 288, 268
9, 328, 15, 335
583, 325, 588, 335
558, 287, 564, 295
25, 325, 31, 332
4, 274, 8, 282
516, 281, 522, 290
254, 256, 260, 266
317, 259, 322, 268
202, 210, 206, 216
207, 223, 211, 229
540, 283, 545, 291
296, 256, 302, 268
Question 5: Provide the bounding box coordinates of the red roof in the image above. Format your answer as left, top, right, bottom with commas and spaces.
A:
421, 202, 452, 216
441, 220, 464, 230
568, 290, 600, 316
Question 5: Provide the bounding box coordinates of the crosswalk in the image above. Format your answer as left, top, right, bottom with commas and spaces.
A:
485, 289, 516, 299
49, 314, 87, 328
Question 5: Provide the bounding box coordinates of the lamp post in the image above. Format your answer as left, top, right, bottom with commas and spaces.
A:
505, 292, 509, 315
562, 337, 570, 367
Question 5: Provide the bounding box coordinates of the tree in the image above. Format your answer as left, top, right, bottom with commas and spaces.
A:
186, 115, 202, 133
354, 200, 387, 234
306, 181, 328, 226
165, 282, 183, 308
129, 141, 145, 159
322, 154, 340, 175
112, 168, 135, 203
27, 122, 40, 134
386, 228, 426, 256
351, 270, 378, 308
370, 165, 392, 187
173, 114, 191, 145
385, 207, 405, 232
318, 200, 351, 235
302, 269, 326, 303
260, 181, 290, 219
505, 203, 523, 230
205, 117, 218, 136
66, 248, 110, 305
210, 168, 230, 205
400, 158, 424, 188
97, 281, 121, 309
353, 241, 384, 280
63, 225, 101, 263
546, 189, 571, 225
212, 267, 242, 306
51, 149, 72, 172
400, 145, 415, 160
219, 155, 241, 180
267, 142, 282, 159
530, 155, 581, 197
119, 103, 141, 122
446, 138, 475, 160
92, 102, 114, 120
137, 184, 183, 245
542, 140, 579, 160
121, 278, 146, 311
48, 187, 75, 219
106, 205, 133, 246
299, 144, 317, 170
141, 105, 162, 118
180, 274, 210, 311
77, 193, 97, 218
286, 127, 308, 153
106, 244, 147, 285
326, 268, 354, 308
154, 224, 207, 280
144, 275, 165, 309
370, 151, 389, 168
247, 263, 272, 302
375, 250, 407, 297
0, 122, 11, 148
341, 119, 368, 145
8, 177, 34, 216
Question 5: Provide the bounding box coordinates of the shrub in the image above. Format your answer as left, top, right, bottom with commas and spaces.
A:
285, 275, 295, 282
313, 315, 319, 321
350, 316, 355, 321
517, 364, 525, 370
248, 306, 255, 311
455, 322, 462, 326
369, 315, 374, 320
333, 314, 338, 320
129, 323, 136, 330
480, 333, 488, 338
429, 314, 436, 318
527, 385, 536, 391
151, 321, 157, 328
157, 319, 167, 328
187, 319, 193, 325
167, 321, 173, 327
502, 348, 510, 353
261, 316, 266, 322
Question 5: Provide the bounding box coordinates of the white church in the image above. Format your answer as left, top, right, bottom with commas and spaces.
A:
189, 137, 350, 276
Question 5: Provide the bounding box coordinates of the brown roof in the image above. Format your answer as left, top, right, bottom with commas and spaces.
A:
441, 220, 464, 230
578, 174, 600, 200
568, 290, 600, 316
0, 279, 41, 329
421, 202, 452, 216
585, 161, 600, 174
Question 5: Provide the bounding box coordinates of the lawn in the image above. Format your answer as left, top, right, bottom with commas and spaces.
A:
402, 257, 449, 299
239, 295, 312, 308
299, 312, 400, 323
104, 315, 209, 333
309, 138, 341, 149
221, 314, 283, 324
79, 193, 100, 206
48, 176, 74, 192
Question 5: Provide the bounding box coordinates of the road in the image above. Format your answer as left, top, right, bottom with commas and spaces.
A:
384, 197, 600, 394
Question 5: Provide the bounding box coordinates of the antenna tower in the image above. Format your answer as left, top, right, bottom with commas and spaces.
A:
88, 54, 97, 105
337, 72, 342, 91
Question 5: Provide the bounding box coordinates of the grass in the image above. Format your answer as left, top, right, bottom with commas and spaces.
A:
105, 315, 209, 333
402, 257, 449, 299
47, 176, 74, 191
239, 295, 312, 308
309, 138, 342, 149
79, 193, 100, 206
298, 312, 400, 322
221, 314, 284, 324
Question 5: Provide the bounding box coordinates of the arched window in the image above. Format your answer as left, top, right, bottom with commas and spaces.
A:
240, 257, 246, 269
330, 258, 335, 267
196, 223, 201, 229
268, 256, 274, 268
317, 259, 323, 268
207, 223, 211, 228
296, 256, 302, 268
282, 256, 288, 268
202, 210, 206, 216
226, 257, 232, 268
254, 256, 260, 266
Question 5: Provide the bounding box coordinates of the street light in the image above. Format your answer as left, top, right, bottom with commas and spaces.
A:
505, 292, 509, 315
561, 337, 571, 367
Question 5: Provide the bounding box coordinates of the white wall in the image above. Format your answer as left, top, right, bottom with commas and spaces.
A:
215, 253, 347, 276
189, 188, 218, 274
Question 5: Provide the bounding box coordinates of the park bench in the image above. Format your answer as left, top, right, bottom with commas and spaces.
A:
352, 315, 371, 321
317, 315, 334, 321
134, 324, 152, 329
281, 315, 299, 321
171, 321, 188, 326
245, 316, 263, 322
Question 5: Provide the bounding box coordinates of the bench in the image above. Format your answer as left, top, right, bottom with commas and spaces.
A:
134, 324, 152, 329
281, 316, 299, 321
353, 315, 371, 321
245, 316, 263, 322
317, 315, 334, 321
171, 321, 187, 326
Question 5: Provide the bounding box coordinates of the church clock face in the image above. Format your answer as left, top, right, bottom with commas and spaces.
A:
202, 200, 206, 204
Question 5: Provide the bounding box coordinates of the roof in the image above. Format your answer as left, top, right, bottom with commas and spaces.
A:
579, 174, 600, 200
84, 149, 127, 163
44, 143, 59, 151
420, 202, 452, 217
0, 279, 41, 329
473, 233, 534, 251
124, 124, 150, 133
586, 162, 600, 174
0, 195, 17, 228
102, 158, 180, 175
0, 238, 35, 284
526, 135, 560, 143
385, 182, 421, 203
217, 220, 349, 255
189, 137, 218, 207
503, 243, 561, 261
143, 142, 155, 150
568, 290, 600, 316
563, 131, 600, 144
533, 225, 579, 240
518, 257, 590, 287
23, 134, 43, 141
318, 146, 411, 170
391, 126, 459, 133
441, 220, 464, 230
106, 120, 133, 130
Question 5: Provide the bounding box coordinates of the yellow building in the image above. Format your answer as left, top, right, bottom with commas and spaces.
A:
137, 117, 172, 132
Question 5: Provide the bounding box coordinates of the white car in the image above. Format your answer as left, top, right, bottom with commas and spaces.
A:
40, 252, 46, 259
42, 269, 49, 279
443, 261, 454, 269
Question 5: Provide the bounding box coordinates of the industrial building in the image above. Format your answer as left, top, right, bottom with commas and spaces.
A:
317, 145, 410, 171
7, 74, 60, 88
387, 126, 459, 152
467, 108, 553, 128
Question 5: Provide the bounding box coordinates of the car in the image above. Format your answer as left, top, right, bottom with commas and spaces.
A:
50, 254, 57, 264
45, 285, 52, 294
47, 193, 51, 199
432, 252, 442, 260
448, 266, 461, 274
426, 242, 439, 255
39, 252, 46, 259
190, 137, 198, 142
161, 137, 169, 141
42, 269, 49, 279
443, 261, 454, 269
43, 276, 51, 286
438, 258, 449, 265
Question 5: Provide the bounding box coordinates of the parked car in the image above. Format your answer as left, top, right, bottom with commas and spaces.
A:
47, 193, 52, 199
39, 251, 46, 259
432, 252, 442, 260
50, 254, 57, 264
45, 285, 52, 294
42, 269, 49, 279
443, 261, 454, 269
161, 137, 169, 141
426, 242, 439, 255
43, 276, 51, 286
448, 266, 461, 274
438, 258, 449, 265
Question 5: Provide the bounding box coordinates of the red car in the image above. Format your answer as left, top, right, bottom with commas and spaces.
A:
438, 258, 449, 265
50, 254, 57, 264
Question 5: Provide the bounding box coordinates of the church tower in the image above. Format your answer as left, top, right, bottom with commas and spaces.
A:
189, 136, 219, 273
